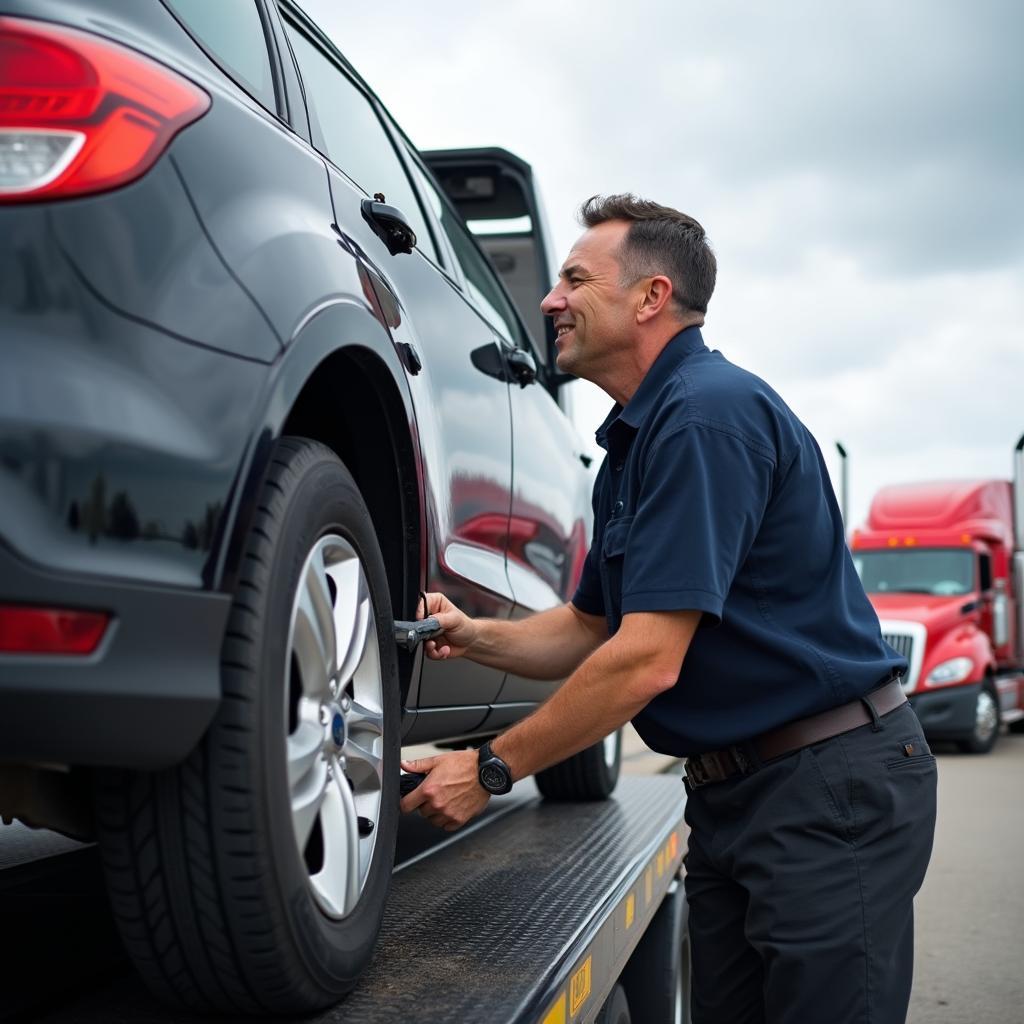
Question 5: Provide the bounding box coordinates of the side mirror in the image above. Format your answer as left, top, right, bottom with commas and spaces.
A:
361, 195, 416, 256
505, 347, 538, 387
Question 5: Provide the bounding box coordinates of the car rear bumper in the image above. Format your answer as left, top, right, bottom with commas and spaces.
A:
909, 682, 981, 739
0, 542, 228, 769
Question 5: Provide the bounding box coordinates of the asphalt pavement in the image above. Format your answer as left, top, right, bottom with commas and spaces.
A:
908, 730, 1024, 1024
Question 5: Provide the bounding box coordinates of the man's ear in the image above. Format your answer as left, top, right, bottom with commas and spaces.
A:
635, 275, 675, 323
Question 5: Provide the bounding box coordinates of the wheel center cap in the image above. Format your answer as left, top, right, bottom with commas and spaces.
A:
328, 704, 346, 750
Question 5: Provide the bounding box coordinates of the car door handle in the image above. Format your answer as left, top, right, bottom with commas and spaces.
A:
505, 347, 537, 387
361, 193, 416, 255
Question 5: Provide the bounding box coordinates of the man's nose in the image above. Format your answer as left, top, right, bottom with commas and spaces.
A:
540, 285, 565, 317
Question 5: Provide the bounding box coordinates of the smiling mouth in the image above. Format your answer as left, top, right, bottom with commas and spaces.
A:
556, 325, 575, 340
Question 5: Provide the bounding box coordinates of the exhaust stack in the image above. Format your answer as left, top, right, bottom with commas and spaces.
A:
835, 442, 849, 534
1014, 435, 1024, 663
1015, 434, 1024, 549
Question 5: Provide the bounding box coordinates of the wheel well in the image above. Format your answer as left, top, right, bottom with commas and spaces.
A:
281, 348, 421, 696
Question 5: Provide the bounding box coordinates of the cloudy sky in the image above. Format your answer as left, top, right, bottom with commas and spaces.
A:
308, 0, 1023, 529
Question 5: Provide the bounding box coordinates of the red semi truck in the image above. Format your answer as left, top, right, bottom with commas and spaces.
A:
849, 436, 1024, 753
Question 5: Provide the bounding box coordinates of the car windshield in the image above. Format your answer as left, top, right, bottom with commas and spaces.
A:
853, 548, 975, 596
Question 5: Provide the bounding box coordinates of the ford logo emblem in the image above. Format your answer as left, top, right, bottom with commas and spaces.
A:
331, 712, 345, 748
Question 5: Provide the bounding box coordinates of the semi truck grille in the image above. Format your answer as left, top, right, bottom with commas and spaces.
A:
882, 631, 914, 665
879, 622, 925, 690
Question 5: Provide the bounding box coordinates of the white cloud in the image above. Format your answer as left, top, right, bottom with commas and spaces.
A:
304, 0, 1024, 531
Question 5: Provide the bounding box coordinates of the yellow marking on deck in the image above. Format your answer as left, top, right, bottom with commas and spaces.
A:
569, 955, 592, 1015
645, 866, 653, 904
670, 830, 679, 858
656, 849, 665, 877
541, 993, 566, 1024
625, 892, 636, 928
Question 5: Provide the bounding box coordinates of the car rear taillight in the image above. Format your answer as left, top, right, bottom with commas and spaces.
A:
0, 605, 110, 655
0, 16, 209, 202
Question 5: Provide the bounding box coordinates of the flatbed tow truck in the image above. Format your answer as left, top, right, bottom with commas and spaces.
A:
5, 774, 689, 1023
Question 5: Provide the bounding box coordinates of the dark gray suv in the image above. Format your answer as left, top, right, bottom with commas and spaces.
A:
0, 0, 618, 1014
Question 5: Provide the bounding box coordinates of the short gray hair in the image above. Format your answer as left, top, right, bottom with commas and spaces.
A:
579, 194, 717, 315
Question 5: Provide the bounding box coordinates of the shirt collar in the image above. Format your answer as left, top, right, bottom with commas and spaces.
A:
594, 326, 707, 449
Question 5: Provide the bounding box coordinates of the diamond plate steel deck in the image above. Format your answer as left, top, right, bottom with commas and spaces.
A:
0, 820, 88, 871
33, 775, 686, 1023
328, 775, 685, 1024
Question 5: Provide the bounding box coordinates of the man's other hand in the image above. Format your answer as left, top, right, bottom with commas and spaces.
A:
418, 591, 478, 660
399, 750, 490, 831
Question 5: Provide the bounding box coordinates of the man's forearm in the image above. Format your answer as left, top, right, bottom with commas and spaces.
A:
465, 603, 606, 680
489, 632, 676, 780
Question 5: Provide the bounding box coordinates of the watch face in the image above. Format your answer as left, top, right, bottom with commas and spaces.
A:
480, 763, 509, 793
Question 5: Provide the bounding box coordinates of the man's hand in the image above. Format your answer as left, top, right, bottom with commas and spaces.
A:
399, 749, 490, 831
418, 591, 478, 660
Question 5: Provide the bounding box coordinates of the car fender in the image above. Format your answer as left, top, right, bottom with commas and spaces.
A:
213, 300, 422, 596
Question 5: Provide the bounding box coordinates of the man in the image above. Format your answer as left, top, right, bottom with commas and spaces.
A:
401, 196, 937, 1024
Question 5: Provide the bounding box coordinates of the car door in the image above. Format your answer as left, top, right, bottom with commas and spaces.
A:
424, 152, 595, 715
280, 14, 514, 732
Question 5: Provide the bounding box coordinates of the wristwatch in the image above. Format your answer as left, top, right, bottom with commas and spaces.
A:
477, 741, 514, 795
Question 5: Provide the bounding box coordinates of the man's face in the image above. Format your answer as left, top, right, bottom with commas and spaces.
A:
541, 220, 635, 383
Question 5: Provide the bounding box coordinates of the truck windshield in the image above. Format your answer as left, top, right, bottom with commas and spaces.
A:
853, 548, 974, 596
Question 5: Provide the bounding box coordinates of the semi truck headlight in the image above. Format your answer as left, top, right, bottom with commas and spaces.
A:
926, 657, 974, 686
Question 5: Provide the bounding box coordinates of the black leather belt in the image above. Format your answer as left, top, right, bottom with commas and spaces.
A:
683, 678, 907, 791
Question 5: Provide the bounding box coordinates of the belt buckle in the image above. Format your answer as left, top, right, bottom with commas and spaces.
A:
729, 745, 754, 775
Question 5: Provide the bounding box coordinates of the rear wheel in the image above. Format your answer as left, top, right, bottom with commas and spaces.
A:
621, 884, 690, 1023
95, 438, 400, 1014
596, 982, 632, 1024
535, 728, 622, 800
957, 679, 1000, 754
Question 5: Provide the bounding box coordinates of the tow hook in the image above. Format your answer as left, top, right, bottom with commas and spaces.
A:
393, 611, 443, 799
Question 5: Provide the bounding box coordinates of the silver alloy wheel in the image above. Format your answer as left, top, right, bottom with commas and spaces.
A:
603, 729, 619, 772
974, 687, 999, 745
284, 533, 385, 919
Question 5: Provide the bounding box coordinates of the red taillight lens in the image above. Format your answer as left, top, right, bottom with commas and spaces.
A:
0, 16, 209, 201
0, 605, 110, 655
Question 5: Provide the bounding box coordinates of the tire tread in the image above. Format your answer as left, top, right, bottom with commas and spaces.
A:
535, 731, 622, 801
96, 438, 397, 1014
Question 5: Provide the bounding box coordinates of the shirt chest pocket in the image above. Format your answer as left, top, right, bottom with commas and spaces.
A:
600, 516, 634, 630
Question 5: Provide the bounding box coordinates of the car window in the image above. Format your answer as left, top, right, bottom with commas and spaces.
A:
166, 0, 277, 111
283, 24, 437, 263
410, 162, 525, 345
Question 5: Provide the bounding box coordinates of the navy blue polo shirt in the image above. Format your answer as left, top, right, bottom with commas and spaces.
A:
572, 326, 905, 756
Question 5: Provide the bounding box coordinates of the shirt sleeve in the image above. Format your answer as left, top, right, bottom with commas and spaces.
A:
571, 460, 608, 616
571, 540, 604, 616
621, 423, 774, 625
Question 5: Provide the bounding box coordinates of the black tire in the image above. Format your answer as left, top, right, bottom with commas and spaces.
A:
957, 679, 1000, 754
535, 728, 622, 801
596, 982, 632, 1024
620, 884, 690, 1023
94, 438, 400, 1015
